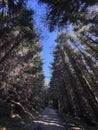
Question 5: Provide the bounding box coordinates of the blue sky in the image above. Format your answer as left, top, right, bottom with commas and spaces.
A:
28, 0, 58, 84
40, 32, 58, 84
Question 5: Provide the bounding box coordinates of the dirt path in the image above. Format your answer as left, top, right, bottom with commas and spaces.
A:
26, 108, 66, 130
26, 108, 97, 130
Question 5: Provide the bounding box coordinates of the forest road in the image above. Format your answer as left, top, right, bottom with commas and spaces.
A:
26, 108, 81, 130
26, 108, 66, 130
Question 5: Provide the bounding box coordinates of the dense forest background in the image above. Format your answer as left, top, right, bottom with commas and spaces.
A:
0, 0, 48, 129
0, 0, 98, 129
42, 0, 98, 126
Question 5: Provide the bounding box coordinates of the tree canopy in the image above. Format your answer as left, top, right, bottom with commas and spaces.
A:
0, 1, 46, 127
39, 0, 98, 32
49, 31, 98, 125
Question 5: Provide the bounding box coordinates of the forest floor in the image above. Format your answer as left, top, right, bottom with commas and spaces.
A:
0, 106, 41, 130
26, 108, 98, 130
0, 107, 97, 130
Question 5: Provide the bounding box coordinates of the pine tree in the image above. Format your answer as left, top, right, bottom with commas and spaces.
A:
50, 32, 98, 125
0, 0, 45, 118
